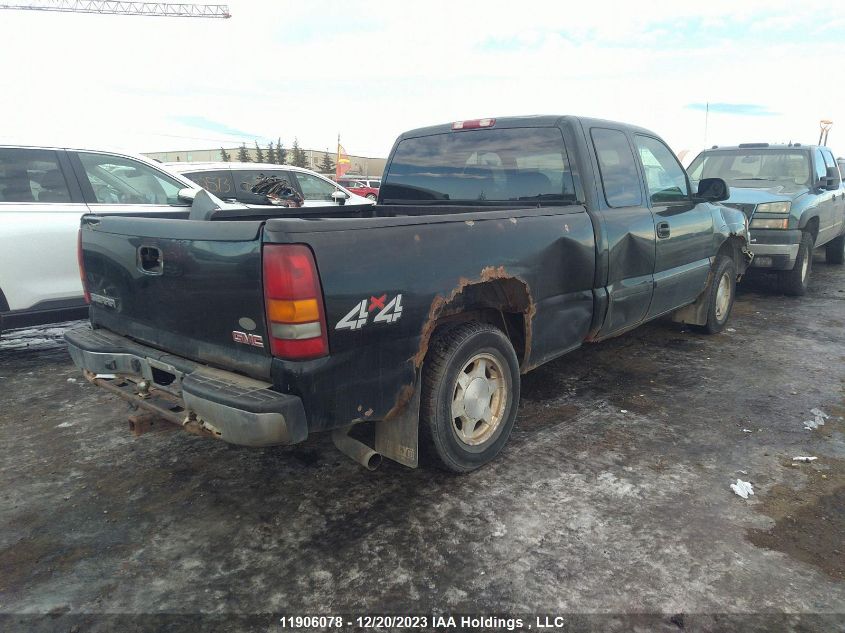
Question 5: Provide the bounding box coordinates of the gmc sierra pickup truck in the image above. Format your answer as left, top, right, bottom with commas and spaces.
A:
66, 116, 751, 472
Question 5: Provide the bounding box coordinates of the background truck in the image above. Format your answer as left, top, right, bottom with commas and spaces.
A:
688, 143, 845, 295
66, 116, 751, 472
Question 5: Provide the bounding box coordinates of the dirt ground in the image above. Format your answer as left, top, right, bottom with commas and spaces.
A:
0, 253, 843, 633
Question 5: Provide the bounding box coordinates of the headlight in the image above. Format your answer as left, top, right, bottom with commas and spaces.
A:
750, 218, 789, 229
755, 201, 791, 214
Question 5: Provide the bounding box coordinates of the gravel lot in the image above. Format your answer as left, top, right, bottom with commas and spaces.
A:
1, 254, 843, 633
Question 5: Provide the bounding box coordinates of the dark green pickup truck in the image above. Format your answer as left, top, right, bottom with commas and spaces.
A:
688, 143, 845, 295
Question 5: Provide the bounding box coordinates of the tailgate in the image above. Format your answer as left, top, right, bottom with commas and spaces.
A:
80, 215, 272, 379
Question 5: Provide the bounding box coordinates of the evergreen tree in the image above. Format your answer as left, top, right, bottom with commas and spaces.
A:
318, 149, 335, 174
220, 147, 231, 162
237, 143, 251, 162
254, 141, 265, 163
276, 138, 287, 164
291, 138, 308, 168
266, 141, 276, 165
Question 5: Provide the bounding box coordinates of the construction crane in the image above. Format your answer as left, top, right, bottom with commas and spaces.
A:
0, 0, 230, 18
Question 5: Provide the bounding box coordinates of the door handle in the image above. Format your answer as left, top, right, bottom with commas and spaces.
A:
657, 222, 671, 238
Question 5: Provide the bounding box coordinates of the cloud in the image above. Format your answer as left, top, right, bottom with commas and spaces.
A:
686, 103, 779, 117
1, 0, 841, 157
170, 116, 260, 140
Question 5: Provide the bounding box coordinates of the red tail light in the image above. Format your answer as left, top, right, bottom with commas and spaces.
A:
262, 244, 328, 360
77, 229, 90, 304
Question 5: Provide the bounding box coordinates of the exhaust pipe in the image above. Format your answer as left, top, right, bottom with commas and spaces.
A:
332, 425, 382, 470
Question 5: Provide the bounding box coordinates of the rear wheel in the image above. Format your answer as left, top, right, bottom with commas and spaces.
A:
778, 231, 814, 296
826, 234, 845, 265
697, 255, 737, 334
366, 193, 377, 201
420, 322, 520, 472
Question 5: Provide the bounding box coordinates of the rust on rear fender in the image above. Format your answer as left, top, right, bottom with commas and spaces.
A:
412, 265, 536, 372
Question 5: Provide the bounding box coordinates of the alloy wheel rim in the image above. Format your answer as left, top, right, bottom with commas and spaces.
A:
714, 272, 731, 321
451, 353, 507, 446
801, 253, 809, 282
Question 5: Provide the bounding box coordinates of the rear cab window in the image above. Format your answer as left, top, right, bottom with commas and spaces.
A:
590, 128, 643, 208
381, 127, 577, 204
0, 148, 72, 203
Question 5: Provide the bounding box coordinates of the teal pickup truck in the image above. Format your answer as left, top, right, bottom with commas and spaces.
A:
688, 143, 845, 295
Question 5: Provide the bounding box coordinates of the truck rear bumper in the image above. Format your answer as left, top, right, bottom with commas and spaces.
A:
64, 325, 308, 447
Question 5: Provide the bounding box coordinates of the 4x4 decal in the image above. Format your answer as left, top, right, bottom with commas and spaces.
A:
336, 294, 403, 331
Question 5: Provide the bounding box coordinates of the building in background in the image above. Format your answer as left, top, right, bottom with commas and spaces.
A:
143, 147, 387, 179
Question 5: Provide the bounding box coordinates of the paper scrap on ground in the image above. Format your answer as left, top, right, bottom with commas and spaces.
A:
804, 408, 829, 430
731, 479, 754, 499
792, 456, 817, 463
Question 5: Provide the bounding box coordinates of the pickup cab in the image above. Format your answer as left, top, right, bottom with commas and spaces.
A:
688, 143, 845, 295
66, 116, 751, 472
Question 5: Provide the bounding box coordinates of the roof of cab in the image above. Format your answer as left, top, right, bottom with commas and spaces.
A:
702, 143, 828, 152
165, 161, 322, 174
395, 115, 659, 141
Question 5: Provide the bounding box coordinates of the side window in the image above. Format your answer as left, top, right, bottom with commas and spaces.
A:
78, 153, 185, 205
821, 149, 838, 176
634, 135, 690, 203
232, 169, 294, 204
183, 170, 236, 198
0, 148, 71, 203
293, 172, 338, 201
814, 150, 827, 181
370, 180, 381, 188
590, 128, 643, 208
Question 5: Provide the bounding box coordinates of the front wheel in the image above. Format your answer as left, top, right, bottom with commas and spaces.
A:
420, 322, 520, 472
697, 255, 737, 334
826, 234, 845, 265
778, 231, 814, 296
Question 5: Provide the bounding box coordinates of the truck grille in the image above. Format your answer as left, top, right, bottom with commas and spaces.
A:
723, 203, 756, 219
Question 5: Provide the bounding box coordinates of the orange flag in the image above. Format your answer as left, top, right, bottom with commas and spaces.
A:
336, 142, 351, 180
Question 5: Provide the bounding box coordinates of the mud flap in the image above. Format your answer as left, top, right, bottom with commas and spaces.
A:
375, 386, 421, 468
670, 269, 713, 326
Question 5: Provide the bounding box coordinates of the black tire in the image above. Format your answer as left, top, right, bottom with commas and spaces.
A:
778, 231, 814, 296
826, 234, 845, 265
697, 255, 737, 334
420, 322, 520, 473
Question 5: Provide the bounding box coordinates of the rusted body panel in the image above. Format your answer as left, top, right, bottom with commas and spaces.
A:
263, 204, 596, 434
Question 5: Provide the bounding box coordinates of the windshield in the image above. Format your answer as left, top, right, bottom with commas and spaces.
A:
381, 127, 577, 204
688, 150, 811, 187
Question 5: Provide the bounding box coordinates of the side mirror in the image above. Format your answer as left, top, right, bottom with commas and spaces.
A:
697, 177, 730, 202
331, 190, 349, 206
825, 166, 841, 190
177, 187, 197, 203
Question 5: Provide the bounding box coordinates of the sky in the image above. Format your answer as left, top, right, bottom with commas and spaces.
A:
0, 0, 843, 161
